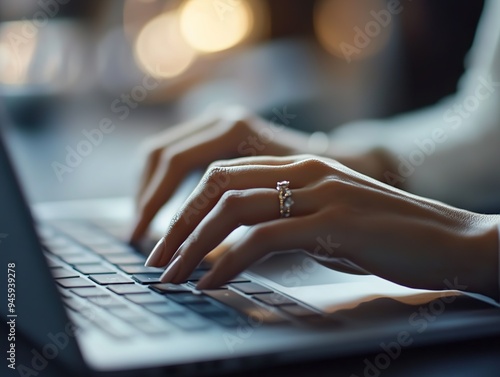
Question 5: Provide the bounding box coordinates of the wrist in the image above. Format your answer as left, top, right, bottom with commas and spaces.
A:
460, 214, 500, 300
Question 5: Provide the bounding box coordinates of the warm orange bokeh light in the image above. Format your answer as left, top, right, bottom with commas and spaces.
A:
179, 0, 253, 53
314, 0, 393, 62
134, 11, 196, 78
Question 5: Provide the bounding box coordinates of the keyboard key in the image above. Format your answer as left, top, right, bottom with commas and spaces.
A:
71, 287, 110, 298
144, 303, 186, 317
118, 264, 163, 274
91, 244, 134, 255
87, 296, 126, 308
51, 268, 79, 279
149, 283, 191, 294
230, 282, 273, 295
185, 303, 239, 326
132, 273, 162, 284
37, 225, 57, 240
168, 293, 207, 305
56, 277, 94, 288
60, 254, 102, 265
89, 274, 133, 285
45, 257, 63, 267
105, 254, 145, 265
108, 284, 149, 295
253, 293, 296, 307
57, 287, 72, 298
280, 305, 318, 318
125, 293, 168, 305
226, 276, 251, 284
74, 264, 116, 275
93, 317, 134, 338
209, 314, 241, 327
43, 237, 71, 249
183, 269, 206, 282
204, 290, 285, 324
186, 302, 227, 315
63, 297, 90, 312
166, 314, 209, 331
47, 245, 87, 256
107, 307, 149, 323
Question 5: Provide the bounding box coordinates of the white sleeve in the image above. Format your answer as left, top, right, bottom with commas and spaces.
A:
331, 0, 500, 210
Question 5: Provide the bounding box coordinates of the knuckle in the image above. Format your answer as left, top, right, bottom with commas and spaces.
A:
160, 148, 179, 165
293, 156, 331, 175
207, 159, 230, 170
228, 119, 252, 136
220, 190, 243, 209
321, 178, 348, 196
204, 165, 230, 187
146, 146, 163, 161
221, 106, 252, 124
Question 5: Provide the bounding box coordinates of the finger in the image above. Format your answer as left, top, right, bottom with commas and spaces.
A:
136, 114, 219, 202
314, 259, 370, 275
157, 187, 316, 282
207, 155, 301, 168
196, 214, 325, 289
131, 123, 245, 243
151, 161, 328, 266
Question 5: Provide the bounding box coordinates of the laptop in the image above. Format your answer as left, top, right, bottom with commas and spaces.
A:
1, 119, 500, 377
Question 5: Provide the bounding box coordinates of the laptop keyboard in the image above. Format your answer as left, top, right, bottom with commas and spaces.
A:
38, 220, 326, 339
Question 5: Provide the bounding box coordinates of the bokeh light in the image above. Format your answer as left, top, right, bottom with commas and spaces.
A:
0, 21, 38, 85
179, 0, 253, 53
134, 11, 196, 78
314, 0, 392, 62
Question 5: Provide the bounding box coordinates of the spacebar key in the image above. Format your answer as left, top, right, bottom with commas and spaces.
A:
203, 290, 285, 324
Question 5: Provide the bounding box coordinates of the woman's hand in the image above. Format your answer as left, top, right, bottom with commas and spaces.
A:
130, 107, 313, 242
144, 155, 499, 300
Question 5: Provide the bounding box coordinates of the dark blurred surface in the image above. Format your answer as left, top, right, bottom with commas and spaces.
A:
8, 321, 499, 377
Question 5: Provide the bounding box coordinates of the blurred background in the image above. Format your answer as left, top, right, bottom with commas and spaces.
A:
0, 0, 484, 203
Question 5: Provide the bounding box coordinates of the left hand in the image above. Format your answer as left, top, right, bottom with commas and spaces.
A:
144, 155, 499, 299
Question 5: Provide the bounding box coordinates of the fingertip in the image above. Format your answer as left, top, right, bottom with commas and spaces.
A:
145, 237, 166, 267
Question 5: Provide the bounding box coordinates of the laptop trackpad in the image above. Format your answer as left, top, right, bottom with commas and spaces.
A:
248, 252, 478, 314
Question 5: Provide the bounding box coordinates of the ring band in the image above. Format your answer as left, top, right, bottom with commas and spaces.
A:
276, 181, 294, 218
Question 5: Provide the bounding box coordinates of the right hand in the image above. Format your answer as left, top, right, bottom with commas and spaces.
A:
130, 106, 310, 242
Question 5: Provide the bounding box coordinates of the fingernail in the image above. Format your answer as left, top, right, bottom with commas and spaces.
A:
196, 272, 214, 290
160, 255, 182, 283
145, 237, 166, 267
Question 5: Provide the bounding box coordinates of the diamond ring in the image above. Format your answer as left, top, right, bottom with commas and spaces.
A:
276, 181, 294, 218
